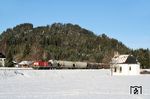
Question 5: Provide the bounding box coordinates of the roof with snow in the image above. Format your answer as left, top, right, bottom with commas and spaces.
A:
111, 55, 138, 64
19, 61, 33, 65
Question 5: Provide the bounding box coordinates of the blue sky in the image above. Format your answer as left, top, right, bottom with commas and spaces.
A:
0, 0, 150, 49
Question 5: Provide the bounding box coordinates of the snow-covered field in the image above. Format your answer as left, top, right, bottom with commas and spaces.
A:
0, 69, 150, 99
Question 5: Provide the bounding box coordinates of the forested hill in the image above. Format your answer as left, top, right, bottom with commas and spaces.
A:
0, 23, 149, 68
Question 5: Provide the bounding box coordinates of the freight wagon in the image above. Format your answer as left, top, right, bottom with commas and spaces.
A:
55, 61, 87, 69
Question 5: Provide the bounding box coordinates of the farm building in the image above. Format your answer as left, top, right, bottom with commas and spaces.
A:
110, 54, 140, 75
18, 61, 33, 68
0, 53, 6, 67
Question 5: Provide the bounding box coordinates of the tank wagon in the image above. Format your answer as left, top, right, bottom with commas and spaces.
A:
55, 61, 87, 69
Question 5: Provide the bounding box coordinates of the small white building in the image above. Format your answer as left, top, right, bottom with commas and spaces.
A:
18, 61, 33, 68
0, 53, 6, 67
110, 54, 140, 75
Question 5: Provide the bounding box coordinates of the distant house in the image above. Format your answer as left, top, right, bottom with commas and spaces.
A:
0, 53, 6, 67
110, 54, 140, 75
18, 61, 33, 68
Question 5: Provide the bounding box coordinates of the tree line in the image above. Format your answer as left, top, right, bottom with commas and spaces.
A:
0, 23, 149, 68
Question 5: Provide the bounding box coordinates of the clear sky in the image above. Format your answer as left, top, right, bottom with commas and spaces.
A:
0, 0, 150, 49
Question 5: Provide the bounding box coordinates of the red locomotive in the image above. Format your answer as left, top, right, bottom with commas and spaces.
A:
32, 61, 50, 69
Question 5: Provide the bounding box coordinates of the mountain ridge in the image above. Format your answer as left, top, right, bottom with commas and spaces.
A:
0, 23, 149, 68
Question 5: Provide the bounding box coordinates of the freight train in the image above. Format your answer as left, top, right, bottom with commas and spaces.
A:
32, 60, 110, 69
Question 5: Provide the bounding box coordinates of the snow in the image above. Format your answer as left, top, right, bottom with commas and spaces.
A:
0, 69, 150, 99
